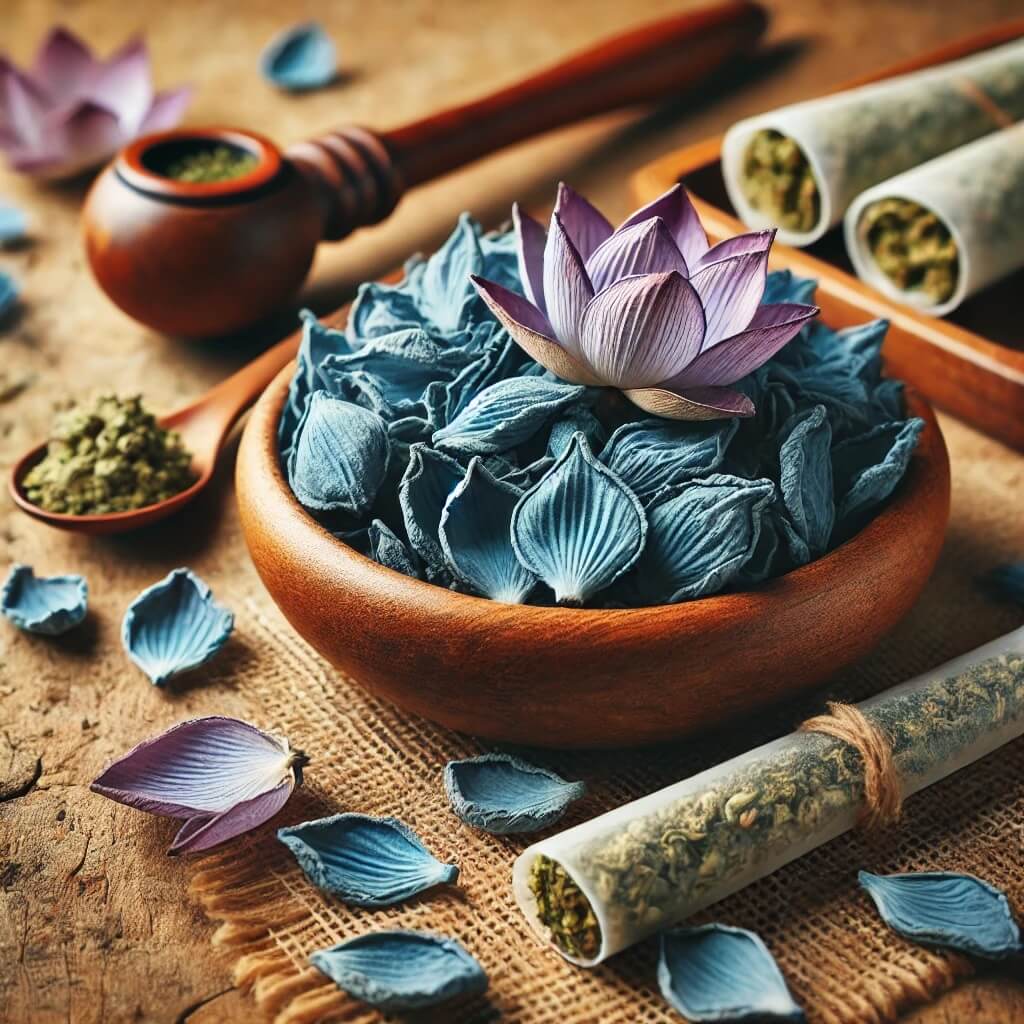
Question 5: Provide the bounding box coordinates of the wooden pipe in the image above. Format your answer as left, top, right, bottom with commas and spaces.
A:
82, 1, 766, 337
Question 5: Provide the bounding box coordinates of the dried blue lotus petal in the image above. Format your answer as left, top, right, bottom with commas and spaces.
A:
439, 459, 536, 603
347, 279, 423, 343
288, 392, 390, 515
418, 214, 485, 332
859, 871, 1022, 959
511, 432, 646, 606
278, 813, 457, 906
444, 753, 585, 834
502, 455, 554, 491
833, 418, 923, 531
0, 203, 28, 246
762, 268, 817, 307
658, 924, 805, 1022
624, 476, 774, 605
0, 271, 18, 321
368, 519, 420, 579
547, 405, 606, 458
310, 930, 487, 1011
444, 328, 528, 421
399, 444, 464, 582
601, 418, 738, 503
777, 405, 833, 564
1, 564, 87, 636
260, 21, 337, 91
122, 569, 233, 686
434, 377, 586, 455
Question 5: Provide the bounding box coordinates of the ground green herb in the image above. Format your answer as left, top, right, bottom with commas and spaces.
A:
859, 198, 958, 303
528, 651, 1024, 954
163, 145, 258, 183
740, 129, 820, 232
22, 394, 195, 515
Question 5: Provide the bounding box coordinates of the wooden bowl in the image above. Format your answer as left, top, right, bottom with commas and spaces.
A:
237, 349, 950, 749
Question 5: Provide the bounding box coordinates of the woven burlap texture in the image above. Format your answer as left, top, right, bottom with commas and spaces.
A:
189, 413, 1024, 1024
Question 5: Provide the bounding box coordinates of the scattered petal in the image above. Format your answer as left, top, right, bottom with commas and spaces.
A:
399, 444, 465, 582
418, 213, 485, 331
433, 377, 585, 455
310, 931, 487, 1012
439, 459, 537, 603
287, 391, 390, 515
547, 404, 606, 458
778, 405, 834, 562
444, 753, 585, 834
1, 564, 87, 636
601, 418, 738, 502
859, 871, 1022, 959
658, 924, 805, 1022
260, 22, 337, 91
90, 716, 304, 854
367, 519, 420, 578
278, 813, 457, 906
511, 433, 646, 605
121, 568, 233, 685
623, 476, 774, 604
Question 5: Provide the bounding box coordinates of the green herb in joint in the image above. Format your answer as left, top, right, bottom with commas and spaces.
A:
22, 394, 195, 515
163, 145, 258, 183
528, 855, 602, 960
858, 197, 959, 303
740, 129, 820, 232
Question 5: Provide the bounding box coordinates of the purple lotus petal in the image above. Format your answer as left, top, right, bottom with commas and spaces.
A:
665, 303, 818, 388
689, 250, 769, 347
543, 212, 594, 356
139, 86, 193, 134
0, 70, 49, 148
618, 183, 708, 268
585, 217, 688, 293
554, 182, 612, 261
623, 384, 755, 421
471, 275, 602, 386
578, 272, 705, 389
32, 27, 96, 105
48, 99, 122, 178
90, 716, 298, 819
693, 229, 776, 272
169, 781, 294, 855
88, 36, 152, 128
513, 202, 547, 314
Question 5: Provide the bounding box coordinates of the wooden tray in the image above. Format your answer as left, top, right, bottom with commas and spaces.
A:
632, 19, 1024, 451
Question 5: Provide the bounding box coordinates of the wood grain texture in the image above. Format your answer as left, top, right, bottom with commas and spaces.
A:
3, 0, 1024, 1020
236, 336, 950, 748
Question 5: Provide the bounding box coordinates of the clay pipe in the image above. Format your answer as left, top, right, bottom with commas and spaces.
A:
82, 1, 766, 337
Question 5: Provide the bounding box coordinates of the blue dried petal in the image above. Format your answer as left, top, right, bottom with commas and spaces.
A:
777, 405, 833, 563
735, 508, 785, 586
986, 561, 1024, 605
260, 21, 337, 91
511, 432, 646, 606
0, 271, 18, 321
601, 418, 738, 503
761, 268, 817, 307
444, 753, 585, 834
347, 279, 423, 344
501, 456, 554, 491
547, 405, 606, 458
859, 871, 1022, 959
287, 392, 390, 515
399, 444, 465, 582
871, 378, 906, 421
418, 214, 485, 332
278, 813, 457, 906
439, 459, 536, 603
310, 930, 487, 1012
833, 418, 923, 530
0, 203, 28, 246
658, 924, 805, 1022
368, 519, 420, 579
318, 328, 473, 407
444, 329, 528, 421
623, 476, 775, 605
1, 565, 87, 636
477, 225, 521, 292
434, 377, 586, 455
122, 569, 233, 686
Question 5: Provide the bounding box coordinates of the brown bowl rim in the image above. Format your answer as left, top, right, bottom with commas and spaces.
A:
245, 358, 949, 626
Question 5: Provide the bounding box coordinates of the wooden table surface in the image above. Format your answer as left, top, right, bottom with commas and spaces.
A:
3, 1, 1024, 1021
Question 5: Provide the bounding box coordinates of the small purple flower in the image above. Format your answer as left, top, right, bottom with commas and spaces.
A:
0, 27, 191, 181
472, 183, 818, 420
90, 717, 306, 855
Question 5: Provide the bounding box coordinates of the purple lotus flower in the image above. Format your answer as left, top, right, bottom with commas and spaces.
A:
0, 27, 191, 180
472, 184, 818, 420
90, 717, 306, 855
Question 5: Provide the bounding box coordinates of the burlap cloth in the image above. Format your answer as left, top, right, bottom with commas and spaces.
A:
188, 411, 1024, 1024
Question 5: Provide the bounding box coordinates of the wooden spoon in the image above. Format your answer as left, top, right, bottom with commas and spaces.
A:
8, 334, 300, 535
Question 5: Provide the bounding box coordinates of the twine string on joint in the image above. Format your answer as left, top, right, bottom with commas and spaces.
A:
799, 701, 903, 830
